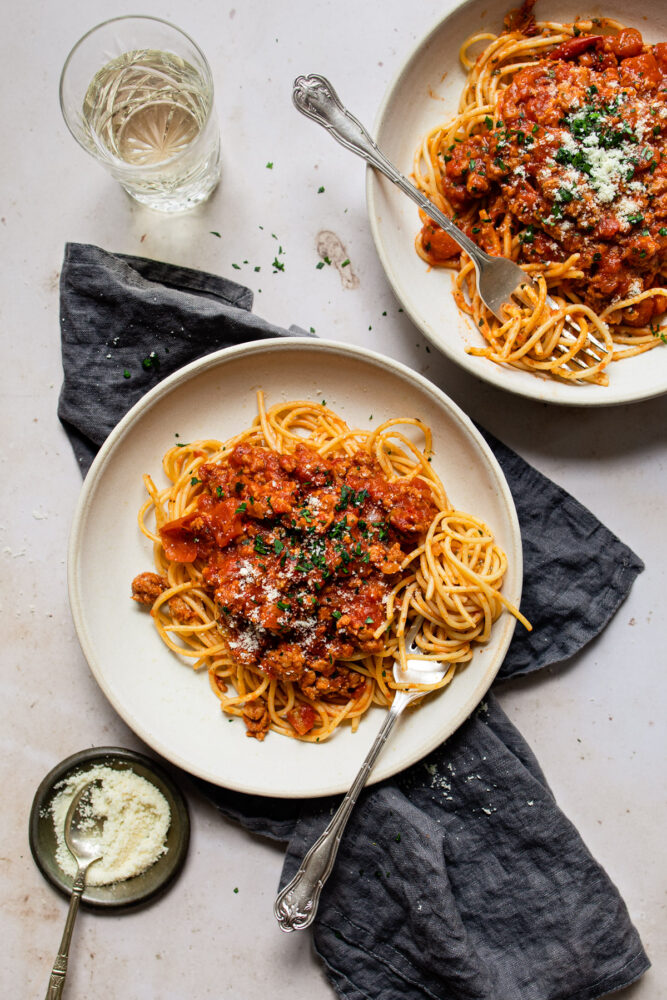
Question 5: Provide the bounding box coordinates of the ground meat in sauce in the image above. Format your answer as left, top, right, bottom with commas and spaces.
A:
130, 571, 197, 623
421, 26, 667, 325
151, 442, 439, 737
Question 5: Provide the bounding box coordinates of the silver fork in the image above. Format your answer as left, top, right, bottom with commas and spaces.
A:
274, 617, 447, 932
292, 74, 606, 368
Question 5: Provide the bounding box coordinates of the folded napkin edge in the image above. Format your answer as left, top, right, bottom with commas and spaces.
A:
316, 908, 650, 1000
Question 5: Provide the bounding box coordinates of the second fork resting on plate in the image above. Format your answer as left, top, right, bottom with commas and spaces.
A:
273, 616, 448, 933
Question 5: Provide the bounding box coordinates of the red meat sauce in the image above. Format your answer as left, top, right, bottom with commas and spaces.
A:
134, 442, 439, 736
421, 28, 667, 326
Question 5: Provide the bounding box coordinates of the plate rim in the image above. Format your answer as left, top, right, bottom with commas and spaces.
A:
366, 0, 667, 407
68, 337, 522, 797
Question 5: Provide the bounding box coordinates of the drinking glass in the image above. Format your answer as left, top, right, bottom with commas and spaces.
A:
59, 16, 221, 212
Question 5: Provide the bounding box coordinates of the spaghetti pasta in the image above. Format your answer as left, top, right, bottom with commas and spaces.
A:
131, 393, 529, 743
413, 4, 667, 384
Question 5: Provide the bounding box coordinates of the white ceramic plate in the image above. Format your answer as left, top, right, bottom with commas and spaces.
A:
69, 339, 522, 797
367, 0, 667, 406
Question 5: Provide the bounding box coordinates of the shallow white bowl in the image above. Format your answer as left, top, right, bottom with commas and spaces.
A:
367, 0, 667, 405
69, 339, 522, 797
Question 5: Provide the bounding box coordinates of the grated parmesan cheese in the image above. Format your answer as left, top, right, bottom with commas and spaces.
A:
50, 765, 171, 886
579, 134, 627, 203
616, 196, 640, 219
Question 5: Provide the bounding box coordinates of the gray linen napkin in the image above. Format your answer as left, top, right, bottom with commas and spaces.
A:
59, 243, 649, 1000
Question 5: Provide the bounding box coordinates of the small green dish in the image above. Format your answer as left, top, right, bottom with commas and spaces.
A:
29, 746, 190, 911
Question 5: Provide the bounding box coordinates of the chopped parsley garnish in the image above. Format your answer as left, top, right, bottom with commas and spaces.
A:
556, 187, 574, 204
142, 352, 158, 369
555, 145, 592, 176
335, 484, 369, 511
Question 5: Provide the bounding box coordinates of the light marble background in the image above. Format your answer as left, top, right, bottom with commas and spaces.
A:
2, 1, 665, 997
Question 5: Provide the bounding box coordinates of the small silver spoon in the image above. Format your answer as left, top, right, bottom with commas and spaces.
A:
45, 780, 104, 999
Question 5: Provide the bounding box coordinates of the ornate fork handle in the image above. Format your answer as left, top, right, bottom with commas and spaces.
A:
274, 688, 414, 932
292, 73, 485, 266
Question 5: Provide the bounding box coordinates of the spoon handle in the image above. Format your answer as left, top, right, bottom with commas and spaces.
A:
273, 690, 412, 932
45, 867, 87, 1000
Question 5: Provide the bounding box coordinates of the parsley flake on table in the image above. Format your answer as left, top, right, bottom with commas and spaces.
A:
266, 162, 273, 169
318, 185, 325, 193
